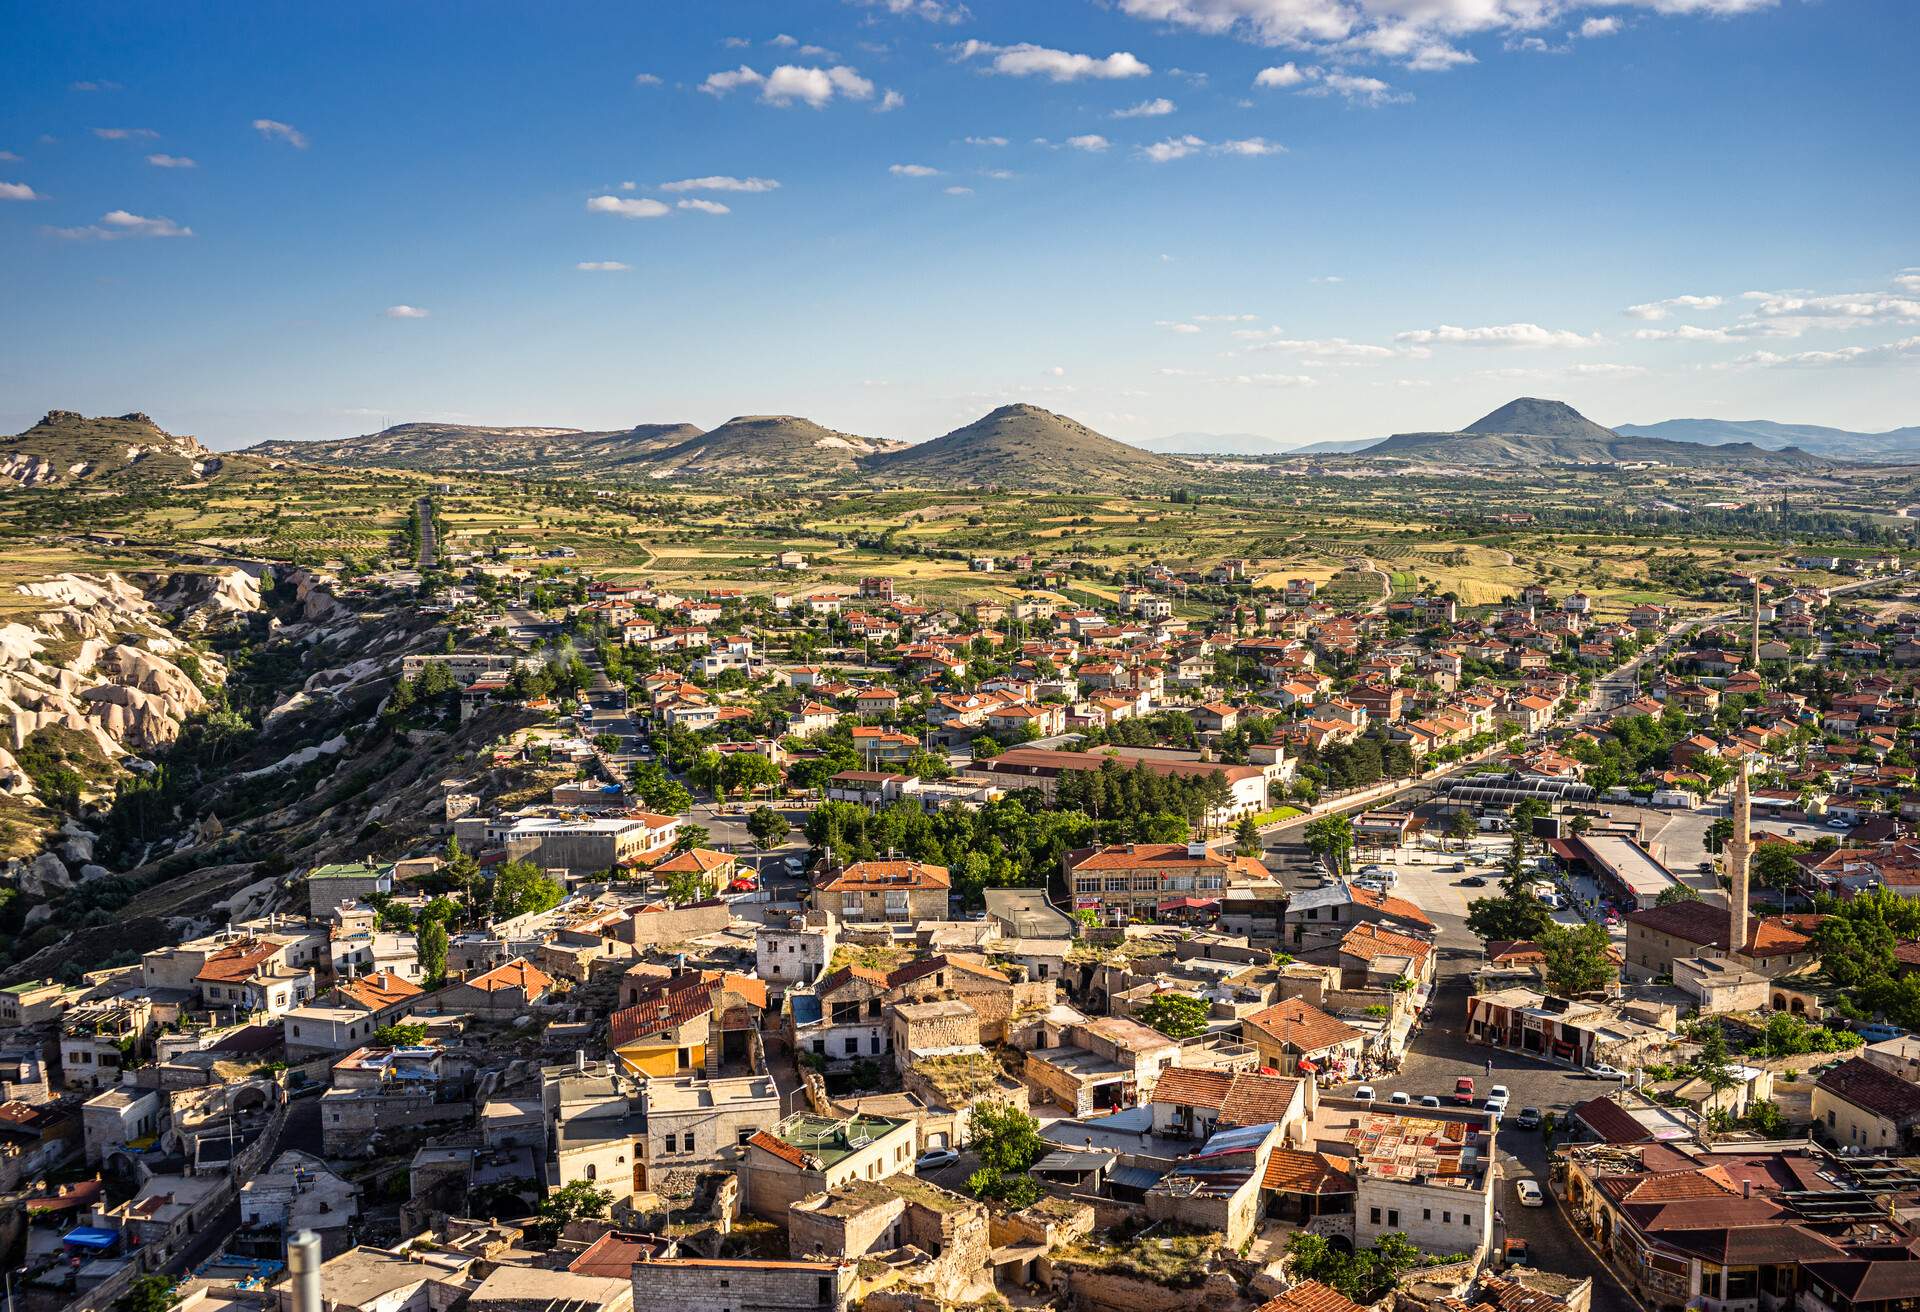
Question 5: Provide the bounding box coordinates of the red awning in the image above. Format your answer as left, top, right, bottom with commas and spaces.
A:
1546, 838, 1581, 862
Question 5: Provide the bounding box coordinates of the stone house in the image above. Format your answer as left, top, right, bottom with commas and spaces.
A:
639, 1073, 780, 1193
1813, 1057, 1920, 1154
818, 861, 952, 925
742, 1112, 917, 1221
788, 1176, 989, 1304
430, 957, 555, 1016
1022, 1016, 1181, 1116
628, 1256, 858, 1312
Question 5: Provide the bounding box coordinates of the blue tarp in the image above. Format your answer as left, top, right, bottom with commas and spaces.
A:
63, 1228, 118, 1250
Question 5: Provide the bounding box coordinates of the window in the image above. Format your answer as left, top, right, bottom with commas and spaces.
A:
663, 1134, 677, 1153
1443, 1212, 1451, 1224
584, 1164, 597, 1181
1423, 1209, 1432, 1221
737, 1128, 754, 1145
1387, 1210, 1399, 1227
1370, 1207, 1381, 1225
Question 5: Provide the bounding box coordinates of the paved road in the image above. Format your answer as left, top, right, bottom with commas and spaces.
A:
415, 497, 436, 570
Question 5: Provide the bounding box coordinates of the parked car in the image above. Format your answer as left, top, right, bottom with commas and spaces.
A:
914, 1148, 960, 1172
1489, 1084, 1511, 1102
783, 855, 806, 873
1458, 874, 1487, 887
1515, 1107, 1542, 1129
1515, 1179, 1545, 1207
1853, 1023, 1907, 1044
1484, 1095, 1509, 1117
1418, 1094, 1441, 1108
1443, 862, 1466, 873
1828, 817, 1853, 829
1389, 1091, 1411, 1105
1503, 1237, 1532, 1265
1453, 1076, 1476, 1106
1586, 1062, 1627, 1079
1354, 1085, 1376, 1103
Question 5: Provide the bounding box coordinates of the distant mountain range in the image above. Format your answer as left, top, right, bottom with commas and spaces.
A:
1612, 417, 1920, 460
1134, 431, 1297, 457
1347, 398, 1824, 469
0, 410, 258, 488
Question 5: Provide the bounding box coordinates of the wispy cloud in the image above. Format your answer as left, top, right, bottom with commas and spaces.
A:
49, 209, 193, 240
1731, 337, 1920, 370
146, 153, 196, 168
576, 261, 631, 271
586, 195, 670, 218
945, 185, 975, 195
1138, 134, 1283, 162
963, 135, 1009, 146
676, 198, 730, 214
1579, 16, 1621, 38
633, 73, 663, 86
952, 40, 1150, 81
877, 89, 906, 111
69, 80, 122, 92
889, 163, 941, 176
0, 182, 42, 201
383, 305, 430, 319
252, 118, 308, 148
660, 175, 780, 192
1113, 97, 1176, 118
1394, 322, 1598, 348
846, 0, 971, 24
1625, 293, 1724, 320
93, 127, 159, 141
1156, 320, 1203, 333
1064, 134, 1111, 152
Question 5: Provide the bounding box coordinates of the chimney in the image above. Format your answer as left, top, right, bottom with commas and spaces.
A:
574, 1049, 586, 1074
1742, 1179, 1752, 1199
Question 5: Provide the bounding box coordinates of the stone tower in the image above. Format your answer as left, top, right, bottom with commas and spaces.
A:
1726, 768, 1753, 956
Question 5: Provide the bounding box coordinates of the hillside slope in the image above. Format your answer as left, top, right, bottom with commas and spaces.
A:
248, 421, 703, 474
863, 403, 1187, 490
640, 415, 904, 479
2, 411, 257, 488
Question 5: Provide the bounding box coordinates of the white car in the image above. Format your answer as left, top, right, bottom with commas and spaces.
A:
1389, 1091, 1411, 1105
1354, 1085, 1376, 1103
1586, 1062, 1627, 1079
1489, 1084, 1511, 1102
914, 1148, 960, 1172
1484, 1095, 1509, 1117
1515, 1179, 1545, 1207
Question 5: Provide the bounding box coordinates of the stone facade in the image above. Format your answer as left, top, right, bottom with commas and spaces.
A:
629, 1256, 857, 1312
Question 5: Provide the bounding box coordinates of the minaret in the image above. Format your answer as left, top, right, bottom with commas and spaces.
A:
1726, 768, 1753, 957
1750, 580, 1763, 669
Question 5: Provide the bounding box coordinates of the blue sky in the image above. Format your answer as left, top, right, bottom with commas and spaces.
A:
2, 0, 1916, 450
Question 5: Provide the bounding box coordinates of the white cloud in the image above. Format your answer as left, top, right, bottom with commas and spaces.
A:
69, 80, 121, 92
953, 40, 1150, 81
1748, 291, 1920, 328
715, 63, 875, 107
0, 182, 41, 201
251, 118, 308, 148
1566, 362, 1645, 376
1227, 372, 1317, 387
1044, 366, 1066, 376
576, 261, 631, 271
1113, 0, 1765, 70
1394, 322, 1599, 348
945, 185, 975, 195
146, 153, 196, 168
964, 135, 1009, 146
1157, 320, 1203, 333
769, 34, 800, 47
1302, 72, 1407, 105
1254, 63, 1316, 88
633, 72, 663, 86
660, 175, 780, 192
1138, 134, 1284, 161
1507, 35, 1570, 54
980, 168, 1015, 179
1579, 16, 1622, 36
1312, 274, 1345, 283
384, 305, 430, 319
847, 0, 971, 23
1631, 324, 1735, 342
1625, 293, 1724, 320
1730, 337, 1920, 370
676, 198, 731, 214
878, 89, 906, 111
49, 209, 192, 239
1241, 334, 1399, 360
587, 194, 671, 218
1113, 97, 1176, 117
1065, 134, 1111, 152
0, 151, 19, 161
1193, 313, 1258, 321
92, 127, 159, 141
702, 66, 765, 95
1895, 271, 1920, 295
1141, 135, 1206, 162
890, 163, 941, 177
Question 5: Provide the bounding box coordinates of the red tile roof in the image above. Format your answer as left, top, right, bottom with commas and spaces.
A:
465, 957, 554, 998
745, 1129, 809, 1168
1148, 1067, 1233, 1110
610, 973, 716, 1044
820, 860, 951, 892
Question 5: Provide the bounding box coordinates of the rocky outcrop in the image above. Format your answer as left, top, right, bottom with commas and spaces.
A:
0, 570, 245, 753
